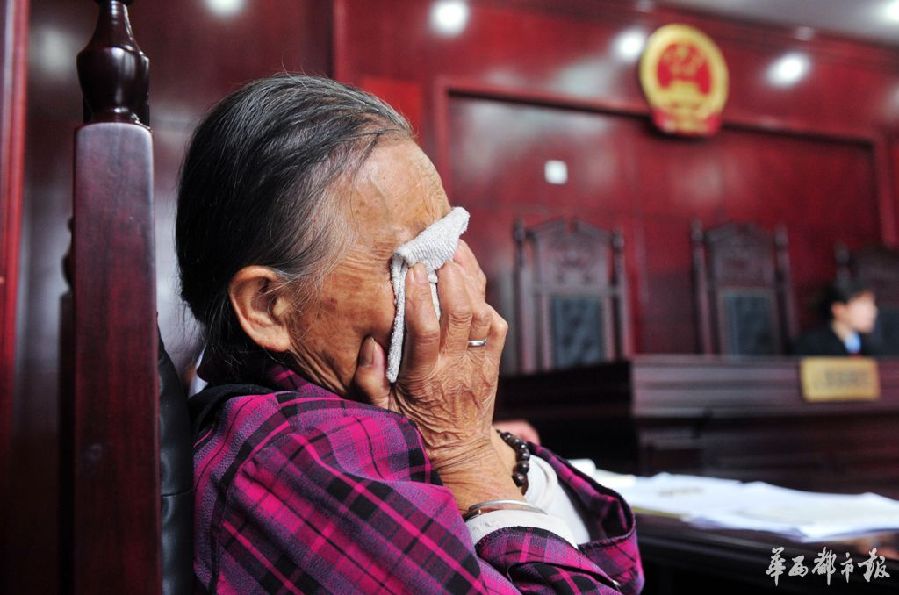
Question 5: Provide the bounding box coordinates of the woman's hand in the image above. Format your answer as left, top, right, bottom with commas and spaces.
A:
353, 241, 523, 511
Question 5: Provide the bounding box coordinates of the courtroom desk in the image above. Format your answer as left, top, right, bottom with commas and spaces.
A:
636, 513, 899, 594
496, 356, 899, 497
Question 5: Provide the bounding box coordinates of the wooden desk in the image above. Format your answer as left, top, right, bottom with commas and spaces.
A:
637, 514, 899, 594
497, 356, 899, 497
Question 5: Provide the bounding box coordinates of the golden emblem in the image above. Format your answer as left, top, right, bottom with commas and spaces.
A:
640, 24, 729, 136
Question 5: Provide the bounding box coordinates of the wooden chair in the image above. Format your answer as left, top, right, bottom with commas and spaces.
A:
836, 243, 899, 355
59, 2, 191, 593
513, 218, 631, 373
692, 221, 797, 355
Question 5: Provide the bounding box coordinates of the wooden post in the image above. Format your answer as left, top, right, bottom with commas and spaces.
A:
513, 218, 531, 373
692, 220, 713, 354
775, 225, 798, 348
612, 229, 632, 358
63, 1, 160, 593
834, 241, 852, 282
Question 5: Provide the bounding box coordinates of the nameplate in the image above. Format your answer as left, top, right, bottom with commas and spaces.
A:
800, 357, 880, 402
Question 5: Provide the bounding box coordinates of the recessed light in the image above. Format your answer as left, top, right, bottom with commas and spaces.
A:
430, 1, 470, 37
767, 53, 809, 87
885, 0, 899, 22
205, 0, 245, 17
614, 30, 646, 60
544, 161, 568, 185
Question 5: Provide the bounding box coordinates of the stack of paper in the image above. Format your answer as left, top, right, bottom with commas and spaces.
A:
569, 461, 899, 542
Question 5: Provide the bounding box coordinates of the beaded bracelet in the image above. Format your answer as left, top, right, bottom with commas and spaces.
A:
496, 429, 530, 495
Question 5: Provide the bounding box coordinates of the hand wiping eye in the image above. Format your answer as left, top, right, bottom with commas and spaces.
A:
387, 206, 470, 382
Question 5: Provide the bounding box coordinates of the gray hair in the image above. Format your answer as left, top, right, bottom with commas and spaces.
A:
176, 74, 412, 379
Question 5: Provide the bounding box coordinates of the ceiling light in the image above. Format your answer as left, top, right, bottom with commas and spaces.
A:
431, 1, 470, 37
544, 161, 568, 185
885, 0, 899, 22
767, 53, 809, 87
614, 30, 646, 60
205, 0, 245, 17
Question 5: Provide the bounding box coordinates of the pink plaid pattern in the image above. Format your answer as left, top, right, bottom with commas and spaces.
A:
193, 360, 643, 593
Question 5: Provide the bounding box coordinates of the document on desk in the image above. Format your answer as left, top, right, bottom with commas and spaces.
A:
696, 483, 899, 541
576, 463, 899, 542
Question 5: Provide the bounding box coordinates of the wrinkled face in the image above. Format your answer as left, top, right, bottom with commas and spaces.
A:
833, 291, 878, 334
287, 138, 450, 395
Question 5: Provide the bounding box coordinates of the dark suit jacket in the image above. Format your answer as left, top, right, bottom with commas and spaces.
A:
791, 325, 880, 356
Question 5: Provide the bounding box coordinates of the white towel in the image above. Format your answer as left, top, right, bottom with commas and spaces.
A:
387, 207, 470, 383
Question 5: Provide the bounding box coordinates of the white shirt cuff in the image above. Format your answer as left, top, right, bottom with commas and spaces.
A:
465, 509, 579, 548
526, 455, 591, 544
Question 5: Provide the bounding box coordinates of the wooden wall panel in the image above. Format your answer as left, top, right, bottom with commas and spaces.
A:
447, 97, 644, 366
446, 94, 879, 356
713, 130, 877, 330
889, 137, 899, 240
338, 0, 899, 136
336, 0, 899, 358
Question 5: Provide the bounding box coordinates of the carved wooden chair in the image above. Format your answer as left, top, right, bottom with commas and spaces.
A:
836, 243, 899, 355
513, 218, 631, 373
60, 2, 191, 593
692, 221, 797, 355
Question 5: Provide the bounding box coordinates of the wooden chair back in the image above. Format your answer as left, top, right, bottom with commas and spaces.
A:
514, 218, 631, 373
692, 221, 797, 355
59, 3, 192, 593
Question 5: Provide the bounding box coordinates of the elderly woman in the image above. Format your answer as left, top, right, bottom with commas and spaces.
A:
178, 75, 642, 594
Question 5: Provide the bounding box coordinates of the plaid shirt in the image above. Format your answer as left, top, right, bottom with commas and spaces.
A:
193, 360, 643, 593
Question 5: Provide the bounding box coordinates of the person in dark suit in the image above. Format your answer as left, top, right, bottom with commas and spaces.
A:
792, 279, 880, 356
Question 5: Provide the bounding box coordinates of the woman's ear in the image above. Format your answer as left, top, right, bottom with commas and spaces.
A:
228, 266, 294, 352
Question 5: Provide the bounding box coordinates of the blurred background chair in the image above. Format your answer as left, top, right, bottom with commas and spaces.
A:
514, 218, 631, 373
692, 221, 797, 355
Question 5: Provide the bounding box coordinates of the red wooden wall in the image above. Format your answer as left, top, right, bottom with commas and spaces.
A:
7, 2, 331, 591
334, 0, 899, 365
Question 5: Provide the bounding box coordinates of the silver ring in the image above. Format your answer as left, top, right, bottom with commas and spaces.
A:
467, 339, 488, 348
